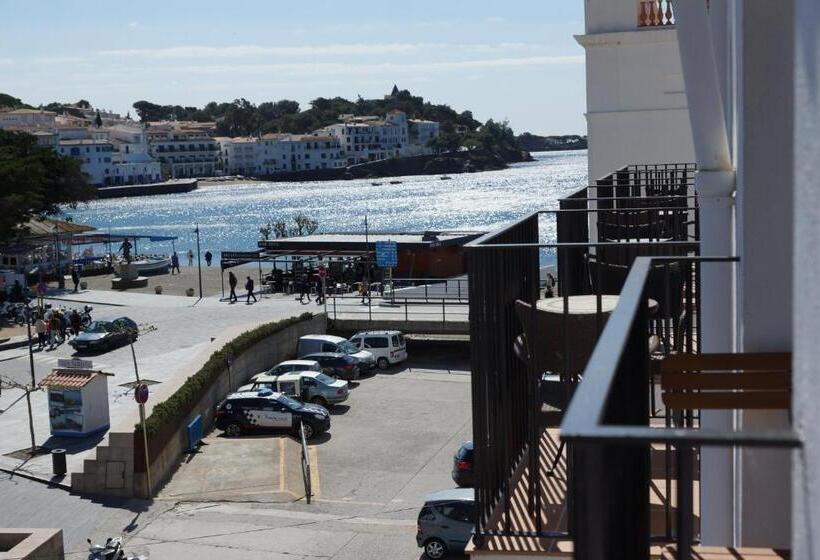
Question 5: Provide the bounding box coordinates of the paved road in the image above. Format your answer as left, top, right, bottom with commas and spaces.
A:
0, 352, 473, 560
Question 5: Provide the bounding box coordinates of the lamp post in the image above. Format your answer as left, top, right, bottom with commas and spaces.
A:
130, 341, 152, 497
194, 225, 203, 299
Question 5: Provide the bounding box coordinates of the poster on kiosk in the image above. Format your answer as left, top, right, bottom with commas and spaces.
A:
39, 359, 112, 438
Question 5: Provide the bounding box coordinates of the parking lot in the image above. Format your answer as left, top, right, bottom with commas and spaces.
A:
143, 342, 473, 560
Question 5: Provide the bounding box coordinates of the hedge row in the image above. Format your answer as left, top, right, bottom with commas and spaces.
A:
139, 312, 314, 436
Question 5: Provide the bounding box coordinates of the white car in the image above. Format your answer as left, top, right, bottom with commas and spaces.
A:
250, 360, 322, 383
349, 330, 408, 370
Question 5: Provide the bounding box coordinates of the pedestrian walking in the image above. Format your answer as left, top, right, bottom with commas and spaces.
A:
205, 251, 213, 267
187, 249, 194, 267
360, 279, 370, 305
71, 266, 80, 293
48, 311, 60, 348
315, 278, 324, 305
228, 271, 238, 303
34, 315, 46, 350
70, 309, 81, 337
59, 310, 68, 340
245, 276, 257, 304
171, 252, 180, 275
298, 275, 309, 304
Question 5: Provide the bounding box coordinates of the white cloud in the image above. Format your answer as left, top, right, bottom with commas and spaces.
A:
486, 16, 507, 23
127, 21, 139, 29
151, 55, 584, 77
98, 43, 423, 59
31, 56, 86, 65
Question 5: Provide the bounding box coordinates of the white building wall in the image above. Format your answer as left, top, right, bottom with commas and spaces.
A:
577, 10, 694, 181
793, 0, 820, 557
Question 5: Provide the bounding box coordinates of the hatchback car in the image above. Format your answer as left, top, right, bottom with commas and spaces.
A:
451, 441, 474, 487
70, 317, 138, 353
302, 352, 360, 381
349, 330, 408, 370
239, 370, 349, 408
297, 334, 376, 371
250, 360, 322, 382
416, 488, 476, 559
215, 389, 330, 439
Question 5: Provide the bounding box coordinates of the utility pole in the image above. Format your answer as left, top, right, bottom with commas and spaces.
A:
194, 225, 203, 299
364, 215, 371, 323
25, 303, 36, 387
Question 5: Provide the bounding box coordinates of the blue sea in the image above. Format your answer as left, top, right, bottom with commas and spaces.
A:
64, 150, 588, 259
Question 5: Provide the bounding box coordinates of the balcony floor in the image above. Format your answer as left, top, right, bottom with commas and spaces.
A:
467, 424, 700, 557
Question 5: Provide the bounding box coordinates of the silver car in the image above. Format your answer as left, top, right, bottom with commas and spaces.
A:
240, 370, 349, 408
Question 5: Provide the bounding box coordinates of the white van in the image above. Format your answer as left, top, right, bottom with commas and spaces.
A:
297, 334, 376, 371
349, 330, 408, 370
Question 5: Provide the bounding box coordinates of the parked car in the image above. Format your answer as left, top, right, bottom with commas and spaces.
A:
70, 317, 138, 353
297, 334, 376, 371
215, 389, 330, 439
302, 352, 360, 381
451, 441, 474, 487
416, 488, 476, 559
239, 370, 349, 407
348, 330, 408, 370
250, 360, 322, 382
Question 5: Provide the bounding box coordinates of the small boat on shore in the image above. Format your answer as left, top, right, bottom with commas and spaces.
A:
389, 180, 403, 184
371, 182, 383, 186
127, 255, 171, 275
440, 176, 452, 180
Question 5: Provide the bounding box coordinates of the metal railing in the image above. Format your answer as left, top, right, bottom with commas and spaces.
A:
561, 256, 801, 560
465, 163, 699, 547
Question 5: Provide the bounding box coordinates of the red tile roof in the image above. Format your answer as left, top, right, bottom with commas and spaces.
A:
39, 369, 102, 389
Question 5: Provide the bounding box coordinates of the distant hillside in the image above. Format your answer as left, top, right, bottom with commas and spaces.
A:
516, 133, 587, 152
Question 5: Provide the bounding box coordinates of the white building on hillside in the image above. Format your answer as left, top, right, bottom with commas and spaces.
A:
0, 108, 57, 130
146, 122, 219, 178
324, 110, 438, 164
217, 136, 260, 175
575, 0, 693, 180
107, 124, 162, 185
58, 138, 115, 185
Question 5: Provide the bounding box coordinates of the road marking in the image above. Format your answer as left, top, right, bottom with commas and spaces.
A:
278, 437, 285, 493
309, 445, 320, 498
187, 502, 417, 527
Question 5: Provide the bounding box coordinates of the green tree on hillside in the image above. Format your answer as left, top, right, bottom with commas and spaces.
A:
0, 131, 95, 240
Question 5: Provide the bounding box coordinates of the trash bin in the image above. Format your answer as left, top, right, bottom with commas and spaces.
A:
52, 448, 66, 476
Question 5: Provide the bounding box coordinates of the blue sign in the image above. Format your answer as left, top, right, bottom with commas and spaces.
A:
375, 241, 398, 268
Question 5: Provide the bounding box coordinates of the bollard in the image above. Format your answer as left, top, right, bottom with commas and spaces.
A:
52, 448, 66, 476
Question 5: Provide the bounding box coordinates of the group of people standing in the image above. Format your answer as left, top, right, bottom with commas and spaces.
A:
227, 271, 258, 304
32, 307, 83, 351
170, 249, 214, 275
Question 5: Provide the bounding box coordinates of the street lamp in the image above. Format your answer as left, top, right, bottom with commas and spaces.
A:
194, 225, 203, 299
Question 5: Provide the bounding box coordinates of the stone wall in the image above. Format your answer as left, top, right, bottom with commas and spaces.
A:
71, 314, 326, 498
0, 529, 64, 560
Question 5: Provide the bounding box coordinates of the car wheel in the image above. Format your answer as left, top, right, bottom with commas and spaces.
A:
301, 422, 315, 440
377, 357, 389, 370
424, 538, 447, 559
224, 423, 242, 437
311, 396, 328, 408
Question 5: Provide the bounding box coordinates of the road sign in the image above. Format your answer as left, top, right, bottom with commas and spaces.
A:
135, 383, 149, 404
318, 265, 327, 278
375, 241, 398, 268
57, 358, 93, 370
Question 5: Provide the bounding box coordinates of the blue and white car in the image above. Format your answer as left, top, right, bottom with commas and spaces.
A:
215, 389, 330, 439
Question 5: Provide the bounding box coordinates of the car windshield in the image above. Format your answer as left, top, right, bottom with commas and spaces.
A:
315, 373, 336, 385
336, 341, 358, 354
84, 322, 111, 333
277, 394, 303, 410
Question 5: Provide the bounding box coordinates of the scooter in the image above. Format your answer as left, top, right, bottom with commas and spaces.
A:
87, 536, 146, 560
80, 305, 93, 328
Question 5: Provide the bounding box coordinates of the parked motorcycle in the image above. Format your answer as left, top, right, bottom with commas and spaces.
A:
87, 536, 146, 560
80, 305, 93, 328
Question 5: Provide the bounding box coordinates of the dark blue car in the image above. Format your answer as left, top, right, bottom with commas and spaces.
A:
215, 389, 330, 439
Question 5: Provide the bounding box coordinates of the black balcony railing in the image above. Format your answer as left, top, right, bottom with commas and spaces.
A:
466, 163, 699, 551
561, 256, 801, 560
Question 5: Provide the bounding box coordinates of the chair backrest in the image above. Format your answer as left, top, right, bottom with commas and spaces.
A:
660, 353, 791, 411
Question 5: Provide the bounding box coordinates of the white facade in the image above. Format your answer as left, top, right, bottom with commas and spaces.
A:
0, 108, 57, 130
217, 134, 345, 175
324, 110, 438, 164
576, 0, 694, 181
147, 124, 219, 178
218, 137, 261, 175
58, 139, 115, 186
407, 119, 440, 156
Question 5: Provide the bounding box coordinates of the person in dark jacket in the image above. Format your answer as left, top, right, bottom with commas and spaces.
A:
71, 267, 80, 293
205, 251, 213, 267
315, 278, 324, 305
245, 276, 257, 304
171, 252, 180, 275
228, 271, 238, 303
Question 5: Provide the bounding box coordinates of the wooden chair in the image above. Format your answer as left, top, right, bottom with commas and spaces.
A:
660, 353, 791, 413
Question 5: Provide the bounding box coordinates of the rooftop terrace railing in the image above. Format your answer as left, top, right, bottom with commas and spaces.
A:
465, 163, 699, 549
639, 0, 675, 28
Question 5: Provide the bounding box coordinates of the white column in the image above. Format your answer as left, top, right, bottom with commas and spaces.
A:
735, 0, 793, 549
674, 0, 737, 546
793, 0, 820, 556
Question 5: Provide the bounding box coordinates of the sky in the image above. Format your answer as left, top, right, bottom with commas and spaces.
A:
0, 1, 587, 135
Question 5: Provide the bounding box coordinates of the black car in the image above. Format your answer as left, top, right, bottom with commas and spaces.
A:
451, 441, 474, 487
215, 389, 331, 439
302, 352, 360, 381
69, 317, 138, 353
